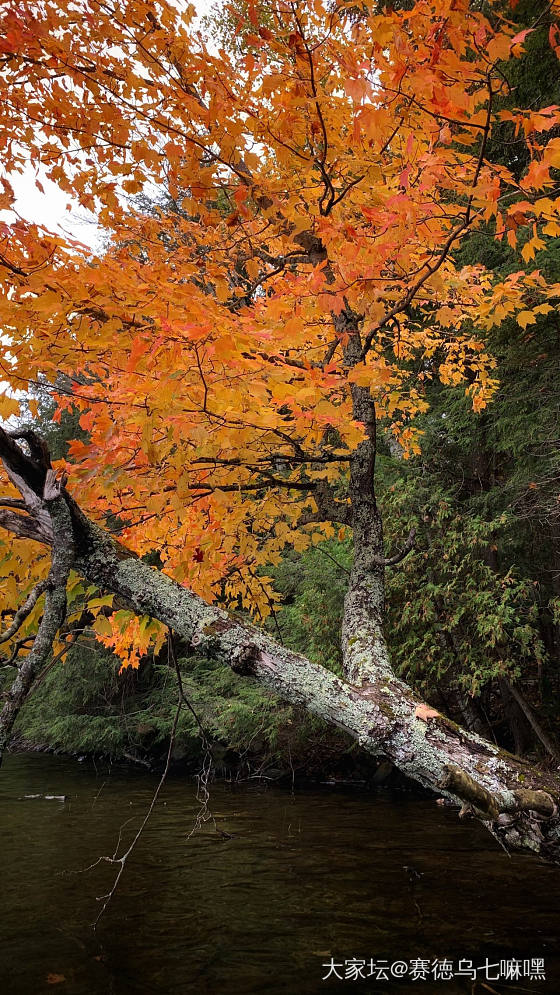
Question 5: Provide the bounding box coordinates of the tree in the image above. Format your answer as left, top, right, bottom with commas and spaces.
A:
1, 0, 560, 854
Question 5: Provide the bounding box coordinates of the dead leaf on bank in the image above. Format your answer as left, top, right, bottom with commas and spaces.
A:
46, 974, 66, 985
415, 704, 440, 722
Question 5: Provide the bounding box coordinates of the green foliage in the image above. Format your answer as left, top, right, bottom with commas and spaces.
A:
268, 539, 352, 674
7, 640, 347, 773
380, 466, 548, 696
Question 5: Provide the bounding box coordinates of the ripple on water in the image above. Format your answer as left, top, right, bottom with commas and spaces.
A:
0, 753, 559, 995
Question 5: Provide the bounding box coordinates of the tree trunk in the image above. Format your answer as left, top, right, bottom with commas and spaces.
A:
501, 678, 559, 762
340, 319, 391, 685
67, 498, 560, 857
1, 430, 559, 859
0, 474, 74, 763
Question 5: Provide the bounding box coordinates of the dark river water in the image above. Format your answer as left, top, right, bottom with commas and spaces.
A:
1, 753, 559, 995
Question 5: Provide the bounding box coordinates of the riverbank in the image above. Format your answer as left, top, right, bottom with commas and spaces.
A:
7, 731, 405, 791
4, 640, 553, 793
3, 639, 392, 786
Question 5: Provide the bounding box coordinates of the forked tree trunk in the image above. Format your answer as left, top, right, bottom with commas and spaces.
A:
1, 430, 559, 859
69, 498, 559, 859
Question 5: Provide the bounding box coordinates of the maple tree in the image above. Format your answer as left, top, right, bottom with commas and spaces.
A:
1, 0, 560, 853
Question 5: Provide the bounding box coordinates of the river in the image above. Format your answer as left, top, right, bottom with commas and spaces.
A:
0, 753, 558, 994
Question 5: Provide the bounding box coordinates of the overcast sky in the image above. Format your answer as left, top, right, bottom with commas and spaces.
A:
7, 168, 102, 249
4, 0, 214, 251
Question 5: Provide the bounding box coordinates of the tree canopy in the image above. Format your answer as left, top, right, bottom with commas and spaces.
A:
2, 0, 560, 665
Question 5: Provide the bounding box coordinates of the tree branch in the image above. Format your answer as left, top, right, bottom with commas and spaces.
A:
0, 579, 49, 645
368, 527, 416, 568
0, 430, 559, 857
0, 470, 74, 764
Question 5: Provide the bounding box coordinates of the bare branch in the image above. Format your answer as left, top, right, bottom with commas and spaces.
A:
0, 497, 27, 510
0, 468, 74, 764
0, 507, 51, 544
90, 694, 182, 927
368, 528, 416, 568
0, 579, 48, 645
0, 637, 34, 669
87, 628, 226, 928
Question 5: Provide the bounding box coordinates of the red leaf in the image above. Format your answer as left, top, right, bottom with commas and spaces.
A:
510, 28, 534, 47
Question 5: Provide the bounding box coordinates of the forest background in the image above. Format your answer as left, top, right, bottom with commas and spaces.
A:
1, 0, 560, 787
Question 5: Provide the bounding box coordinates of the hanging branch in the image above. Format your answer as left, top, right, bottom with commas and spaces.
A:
0, 470, 74, 765
83, 629, 227, 928
88, 693, 183, 928
167, 631, 231, 840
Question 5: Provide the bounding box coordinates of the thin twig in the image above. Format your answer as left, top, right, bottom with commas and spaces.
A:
92, 695, 182, 928
167, 631, 231, 840
0, 580, 48, 645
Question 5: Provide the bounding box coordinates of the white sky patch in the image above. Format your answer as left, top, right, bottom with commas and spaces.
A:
5, 167, 102, 250
3, 0, 216, 250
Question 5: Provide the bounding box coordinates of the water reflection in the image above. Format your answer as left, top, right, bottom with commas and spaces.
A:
0, 754, 558, 994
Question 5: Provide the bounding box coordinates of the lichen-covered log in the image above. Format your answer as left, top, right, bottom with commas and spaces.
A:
1, 427, 559, 859
71, 504, 560, 857
31, 500, 560, 857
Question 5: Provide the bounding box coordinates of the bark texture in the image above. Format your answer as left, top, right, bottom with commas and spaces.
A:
1, 427, 559, 859
0, 471, 74, 763
340, 315, 391, 685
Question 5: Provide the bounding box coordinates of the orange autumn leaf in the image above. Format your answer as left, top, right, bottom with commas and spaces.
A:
0, 0, 559, 665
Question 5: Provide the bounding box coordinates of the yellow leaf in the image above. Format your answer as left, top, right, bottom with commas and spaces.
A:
0, 396, 20, 420
93, 615, 113, 637
348, 364, 392, 388
245, 257, 260, 281
88, 595, 114, 611
517, 310, 537, 329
